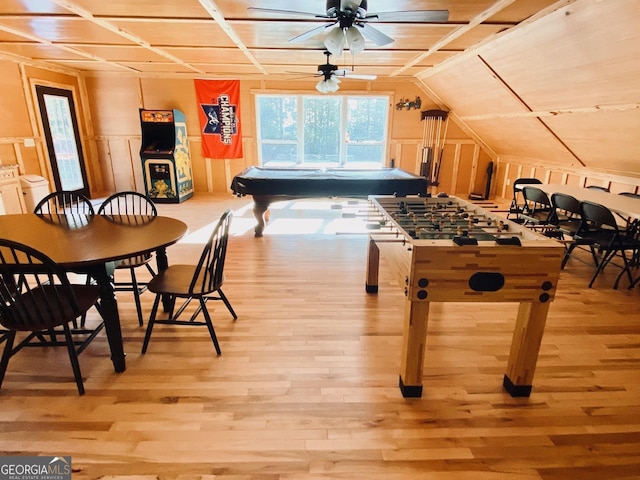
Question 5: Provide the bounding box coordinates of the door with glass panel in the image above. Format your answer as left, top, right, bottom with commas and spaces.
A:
35, 85, 90, 197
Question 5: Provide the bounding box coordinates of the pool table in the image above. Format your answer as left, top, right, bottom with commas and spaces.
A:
230, 166, 428, 236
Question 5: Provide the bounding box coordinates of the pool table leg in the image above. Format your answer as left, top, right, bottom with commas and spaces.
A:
252, 195, 272, 237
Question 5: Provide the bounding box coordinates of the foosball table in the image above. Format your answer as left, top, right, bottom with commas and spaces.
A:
364, 195, 564, 398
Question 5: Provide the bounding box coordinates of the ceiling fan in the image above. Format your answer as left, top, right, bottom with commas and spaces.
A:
299, 51, 377, 93
249, 0, 449, 55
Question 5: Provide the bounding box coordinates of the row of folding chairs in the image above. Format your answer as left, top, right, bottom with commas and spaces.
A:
514, 186, 640, 289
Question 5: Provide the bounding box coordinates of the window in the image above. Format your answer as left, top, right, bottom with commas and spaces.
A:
256, 94, 388, 168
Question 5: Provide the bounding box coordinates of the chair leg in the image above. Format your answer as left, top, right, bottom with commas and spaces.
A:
0, 331, 16, 390
588, 249, 617, 288
217, 289, 237, 320
141, 294, 162, 354
130, 268, 144, 326
199, 298, 221, 355
63, 324, 85, 395
561, 243, 577, 269
612, 250, 634, 289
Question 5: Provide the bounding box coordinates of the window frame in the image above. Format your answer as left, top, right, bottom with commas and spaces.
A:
255, 93, 390, 169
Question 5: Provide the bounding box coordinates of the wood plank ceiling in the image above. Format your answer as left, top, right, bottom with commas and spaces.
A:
0, 0, 563, 79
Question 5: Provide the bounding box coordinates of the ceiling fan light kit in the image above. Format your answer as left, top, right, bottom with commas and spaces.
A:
316, 76, 341, 93
324, 27, 347, 55
345, 27, 365, 54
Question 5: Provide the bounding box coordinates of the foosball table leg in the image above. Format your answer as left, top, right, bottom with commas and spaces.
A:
365, 238, 380, 293
503, 301, 551, 397
399, 299, 431, 398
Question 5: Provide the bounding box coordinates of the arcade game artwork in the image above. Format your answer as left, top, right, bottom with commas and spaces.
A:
139, 109, 194, 203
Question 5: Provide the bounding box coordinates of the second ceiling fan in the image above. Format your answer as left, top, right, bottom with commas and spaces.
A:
249, 0, 449, 55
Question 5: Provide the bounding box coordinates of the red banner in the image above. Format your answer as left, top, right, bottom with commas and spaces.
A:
194, 79, 243, 159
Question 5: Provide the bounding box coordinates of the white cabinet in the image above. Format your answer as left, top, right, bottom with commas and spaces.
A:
0, 165, 26, 214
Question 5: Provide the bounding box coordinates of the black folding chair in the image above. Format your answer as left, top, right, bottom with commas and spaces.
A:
519, 186, 556, 232
507, 178, 542, 222
579, 201, 640, 289
550, 193, 597, 269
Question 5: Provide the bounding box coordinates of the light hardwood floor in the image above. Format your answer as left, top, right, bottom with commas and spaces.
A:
0, 194, 639, 480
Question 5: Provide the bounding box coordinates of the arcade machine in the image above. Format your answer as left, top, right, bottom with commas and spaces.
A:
139, 109, 194, 203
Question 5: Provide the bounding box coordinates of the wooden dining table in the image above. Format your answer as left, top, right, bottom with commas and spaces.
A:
0, 212, 188, 373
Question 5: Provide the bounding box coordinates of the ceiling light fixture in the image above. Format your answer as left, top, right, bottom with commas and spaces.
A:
316, 75, 340, 94
345, 26, 365, 55
324, 27, 346, 56
324, 25, 366, 56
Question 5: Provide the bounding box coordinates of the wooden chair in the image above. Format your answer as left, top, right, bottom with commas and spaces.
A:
98, 191, 157, 326
507, 178, 542, 222
141, 209, 236, 355
34, 190, 96, 326
579, 201, 640, 289
550, 193, 598, 269
33, 191, 95, 215
0, 239, 105, 395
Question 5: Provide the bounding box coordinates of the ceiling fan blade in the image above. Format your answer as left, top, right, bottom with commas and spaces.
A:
289, 22, 336, 43
358, 23, 394, 46
334, 69, 377, 80
285, 71, 321, 78
248, 7, 330, 19
344, 73, 378, 80
364, 10, 449, 23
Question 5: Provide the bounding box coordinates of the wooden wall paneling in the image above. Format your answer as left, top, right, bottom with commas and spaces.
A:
548, 170, 564, 185
84, 137, 105, 195
494, 159, 510, 199
85, 76, 142, 136
392, 142, 418, 175
454, 144, 477, 196
126, 137, 144, 194
0, 61, 31, 139
0, 144, 16, 166
77, 75, 100, 195
105, 138, 136, 192
95, 139, 115, 194
565, 173, 582, 187
208, 158, 230, 194
11, 142, 24, 173
389, 141, 402, 170
433, 142, 457, 195
189, 139, 208, 193
20, 67, 49, 180
450, 143, 462, 195
614, 182, 639, 194
492, 158, 640, 202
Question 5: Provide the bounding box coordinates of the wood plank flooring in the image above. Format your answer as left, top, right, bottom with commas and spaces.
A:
0, 194, 639, 479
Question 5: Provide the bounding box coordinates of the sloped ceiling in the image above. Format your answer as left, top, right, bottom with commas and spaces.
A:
419, 0, 640, 176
